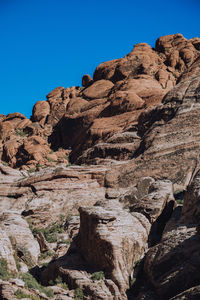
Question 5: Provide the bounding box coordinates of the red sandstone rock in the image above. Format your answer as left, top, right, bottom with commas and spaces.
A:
32, 100, 50, 125
1, 34, 200, 300
82, 74, 93, 87
82, 79, 114, 100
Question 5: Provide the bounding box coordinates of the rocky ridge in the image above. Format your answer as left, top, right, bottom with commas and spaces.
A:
0, 33, 200, 299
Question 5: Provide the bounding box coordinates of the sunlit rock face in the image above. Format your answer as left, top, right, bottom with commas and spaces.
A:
1, 34, 200, 300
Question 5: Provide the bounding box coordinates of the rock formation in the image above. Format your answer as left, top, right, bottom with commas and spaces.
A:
1, 33, 200, 299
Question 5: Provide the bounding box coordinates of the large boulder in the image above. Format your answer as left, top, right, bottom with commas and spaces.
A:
41, 201, 150, 299
77, 203, 150, 296
32, 101, 50, 125
82, 79, 114, 100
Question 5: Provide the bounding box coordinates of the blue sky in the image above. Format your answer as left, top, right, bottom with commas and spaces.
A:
0, 0, 200, 118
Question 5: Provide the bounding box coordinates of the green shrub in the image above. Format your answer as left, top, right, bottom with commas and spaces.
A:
91, 271, 105, 281
39, 250, 54, 260
55, 276, 63, 284
59, 214, 65, 222
61, 282, 68, 290
48, 276, 68, 290
0, 258, 11, 280
20, 272, 41, 290
44, 233, 57, 243
15, 128, 27, 136
15, 289, 39, 299
60, 239, 71, 245
28, 168, 36, 174
32, 221, 64, 243
47, 157, 55, 162
20, 272, 54, 298
176, 199, 184, 205
16, 261, 21, 271
65, 214, 72, 223
45, 288, 54, 298
75, 288, 84, 300
41, 262, 49, 268
48, 279, 54, 286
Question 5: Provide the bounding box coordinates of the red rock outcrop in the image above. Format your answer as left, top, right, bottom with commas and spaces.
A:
47, 34, 200, 164
32, 101, 50, 125
1, 34, 200, 170
105, 62, 200, 191
1, 33, 200, 300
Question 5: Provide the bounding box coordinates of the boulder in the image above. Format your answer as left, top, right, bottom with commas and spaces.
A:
0, 121, 14, 140
77, 203, 150, 296
82, 79, 114, 100
46, 86, 64, 100
32, 100, 50, 125
82, 74, 93, 87
41, 201, 150, 299
21, 135, 51, 165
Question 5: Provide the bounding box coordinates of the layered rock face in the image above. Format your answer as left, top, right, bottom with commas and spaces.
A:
1, 33, 200, 300
141, 170, 200, 300
105, 65, 200, 191
1, 33, 200, 170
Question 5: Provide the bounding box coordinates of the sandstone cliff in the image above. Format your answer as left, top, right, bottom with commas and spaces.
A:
0, 33, 200, 299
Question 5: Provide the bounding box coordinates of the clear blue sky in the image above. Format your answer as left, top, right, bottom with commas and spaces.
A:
0, 0, 199, 118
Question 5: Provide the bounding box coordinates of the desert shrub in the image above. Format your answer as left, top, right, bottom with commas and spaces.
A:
48, 279, 54, 286
15, 289, 40, 299
47, 157, 55, 162
55, 276, 63, 284
60, 239, 71, 245
14, 249, 22, 271
59, 214, 65, 222
44, 288, 54, 298
28, 168, 36, 174
39, 250, 54, 260
20, 272, 54, 298
61, 282, 68, 290
0, 258, 11, 280
91, 271, 105, 281
48, 276, 68, 290
75, 288, 84, 300
65, 214, 72, 223
41, 262, 49, 268
15, 128, 27, 136
16, 261, 21, 271
32, 221, 64, 243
